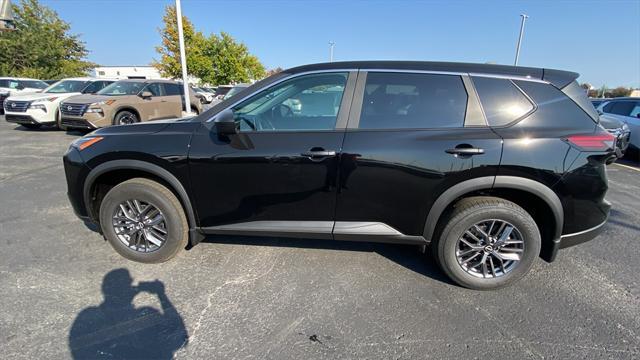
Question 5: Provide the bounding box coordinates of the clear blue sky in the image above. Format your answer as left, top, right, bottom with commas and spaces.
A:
42, 0, 640, 88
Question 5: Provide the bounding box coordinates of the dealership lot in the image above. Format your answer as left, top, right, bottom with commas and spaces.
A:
1, 117, 639, 359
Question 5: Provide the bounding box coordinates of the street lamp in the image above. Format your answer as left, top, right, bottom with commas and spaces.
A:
328, 41, 335, 62
514, 14, 529, 66
0, 0, 16, 31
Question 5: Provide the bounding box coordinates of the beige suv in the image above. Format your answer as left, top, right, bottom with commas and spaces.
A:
59, 79, 202, 130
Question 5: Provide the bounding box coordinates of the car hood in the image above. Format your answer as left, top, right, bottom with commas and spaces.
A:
92, 116, 198, 136
6, 92, 80, 101
63, 94, 123, 104
599, 114, 626, 129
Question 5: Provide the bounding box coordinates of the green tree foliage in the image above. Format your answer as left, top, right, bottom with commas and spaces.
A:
153, 6, 265, 85
152, 5, 211, 80
0, 0, 95, 78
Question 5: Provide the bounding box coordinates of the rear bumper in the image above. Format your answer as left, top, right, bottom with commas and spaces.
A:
546, 200, 610, 262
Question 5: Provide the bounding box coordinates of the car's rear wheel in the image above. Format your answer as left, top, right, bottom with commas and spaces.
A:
432, 196, 540, 290
113, 110, 139, 125
99, 178, 188, 263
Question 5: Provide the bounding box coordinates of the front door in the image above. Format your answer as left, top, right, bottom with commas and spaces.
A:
189, 71, 357, 237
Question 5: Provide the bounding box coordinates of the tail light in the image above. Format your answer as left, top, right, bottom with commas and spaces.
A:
564, 133, 615, 151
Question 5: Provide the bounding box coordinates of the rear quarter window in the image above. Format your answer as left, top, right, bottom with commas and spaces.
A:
472, 76, 534, 126
561, 81, 598, 122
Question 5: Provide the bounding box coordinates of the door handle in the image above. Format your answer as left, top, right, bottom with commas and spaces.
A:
445, 147, 485, 156
301, 148, 337, 161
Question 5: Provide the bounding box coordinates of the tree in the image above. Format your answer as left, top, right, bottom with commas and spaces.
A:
153, 6, 265, 85
203, 32, 265, 85
0, 0, 95, 78
152, 5, 211, 81
609, 86, 632, 98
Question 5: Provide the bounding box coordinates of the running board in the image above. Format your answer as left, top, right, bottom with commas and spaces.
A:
200, 221, 427, 245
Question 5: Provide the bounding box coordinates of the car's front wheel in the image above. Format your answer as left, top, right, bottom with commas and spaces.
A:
113, 110, 139, 125
432, 196, 541, 290
99, 178, 188, 263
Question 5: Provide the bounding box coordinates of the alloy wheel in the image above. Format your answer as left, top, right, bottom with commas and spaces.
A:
455, 219, 525, 278
118, 114, 137, 125
112, 199, 167, 253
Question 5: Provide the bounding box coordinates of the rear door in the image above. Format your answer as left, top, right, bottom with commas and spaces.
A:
335, 71, 503, 239
164, 83, 186, 118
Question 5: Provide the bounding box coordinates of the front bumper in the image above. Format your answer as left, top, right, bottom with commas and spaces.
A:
4, 109, 54, 125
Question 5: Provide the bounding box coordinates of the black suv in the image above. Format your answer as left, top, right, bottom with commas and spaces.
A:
64, 61, 614, 290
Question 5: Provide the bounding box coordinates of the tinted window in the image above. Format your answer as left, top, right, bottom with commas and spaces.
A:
165, 83, 183, 96
473, 77, 534, 126
609, 101, 636, 116
232, 72, 348, 131
19, 80, 49, 89
82, 81, 112, 94
358, 72, 467, 129
602, 102, 614, 112
561, 81, 598, 121
630, 102, 640, 118
144, 83, 165, 96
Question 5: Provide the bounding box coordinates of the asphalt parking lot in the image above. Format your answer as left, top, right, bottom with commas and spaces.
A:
1, 117, 639, 359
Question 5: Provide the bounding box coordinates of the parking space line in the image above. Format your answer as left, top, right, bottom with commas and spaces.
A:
612, 163, 640, 172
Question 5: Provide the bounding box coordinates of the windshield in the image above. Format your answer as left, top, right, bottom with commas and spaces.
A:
45, 80, 88, 94
98, 81, 145, 96
223, 86, 246, 100
20, 80, 49, 89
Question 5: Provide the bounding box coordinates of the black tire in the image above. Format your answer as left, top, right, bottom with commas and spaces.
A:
21, 123, 42, 129
431, 196, 540, 290
113, 110, 139, 125
56, 111, 67, 131
99, 178, 188, 263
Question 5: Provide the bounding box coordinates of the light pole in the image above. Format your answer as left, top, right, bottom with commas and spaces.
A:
328, 41, 335, 62
514, 14, 529, 66
175, 0, 191, 115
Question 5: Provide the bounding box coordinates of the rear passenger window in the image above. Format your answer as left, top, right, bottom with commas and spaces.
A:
472, 77, 534, 126
610, 101, 636, 116
165, 83, 183, 96
358, 72, 467, 129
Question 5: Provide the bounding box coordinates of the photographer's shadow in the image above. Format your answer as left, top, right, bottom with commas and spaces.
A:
68, 269, 188, 359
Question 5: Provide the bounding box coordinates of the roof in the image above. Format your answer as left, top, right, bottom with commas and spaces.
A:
284, 61, 579, 88
113, 79, 179, 84
0, 77, 42, 81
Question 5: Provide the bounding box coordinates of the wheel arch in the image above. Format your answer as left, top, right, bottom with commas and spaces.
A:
83, 160, 202, 244
423, 176, 563, 261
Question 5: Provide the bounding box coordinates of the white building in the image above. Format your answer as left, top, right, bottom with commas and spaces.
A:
89, 66, 165, 80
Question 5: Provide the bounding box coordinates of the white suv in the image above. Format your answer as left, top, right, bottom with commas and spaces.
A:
3, 78, 115, 129
0, 77, 49, 115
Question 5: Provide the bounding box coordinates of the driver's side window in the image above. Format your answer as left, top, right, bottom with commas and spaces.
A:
232, 72, 348, 132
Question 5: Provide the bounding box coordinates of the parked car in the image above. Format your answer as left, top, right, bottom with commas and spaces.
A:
590, 98, 607, 108
222, 83, 250, 100
213, 85, 233, 99
63, 61, 614, 290
3, 78, 115, 129
59, 79, 203, 130
598, 113, 630, 157
596, 97, 640, 156
193, 87, 214, 104
0, 77, 49, 114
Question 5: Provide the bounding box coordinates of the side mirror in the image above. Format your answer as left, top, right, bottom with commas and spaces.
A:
214, 109, 238, 135
140, 91, 153, 99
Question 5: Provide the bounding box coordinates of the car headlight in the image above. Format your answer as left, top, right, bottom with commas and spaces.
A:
31, 97, 58, 103
91, 100, 116, 106
28, 103, 47, 112
85, 108, 104, 114
71, 136, 104, 150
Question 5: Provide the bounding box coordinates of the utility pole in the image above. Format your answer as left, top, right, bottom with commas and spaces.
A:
175, 0, 191, 115
514, 14, 529, 66
329, 41, 335, 62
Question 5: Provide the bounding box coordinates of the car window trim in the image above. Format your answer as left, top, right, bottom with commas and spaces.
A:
473, 78, 538, 129
211, 70, 358, 133
348, 70, 475, 131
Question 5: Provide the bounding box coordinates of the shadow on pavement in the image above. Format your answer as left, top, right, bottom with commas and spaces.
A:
68, 269, 188, 359
203, 235, 455, 286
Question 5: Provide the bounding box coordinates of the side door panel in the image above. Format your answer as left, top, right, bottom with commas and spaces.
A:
336, 71, 503, 237
188, 71, 357, 231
